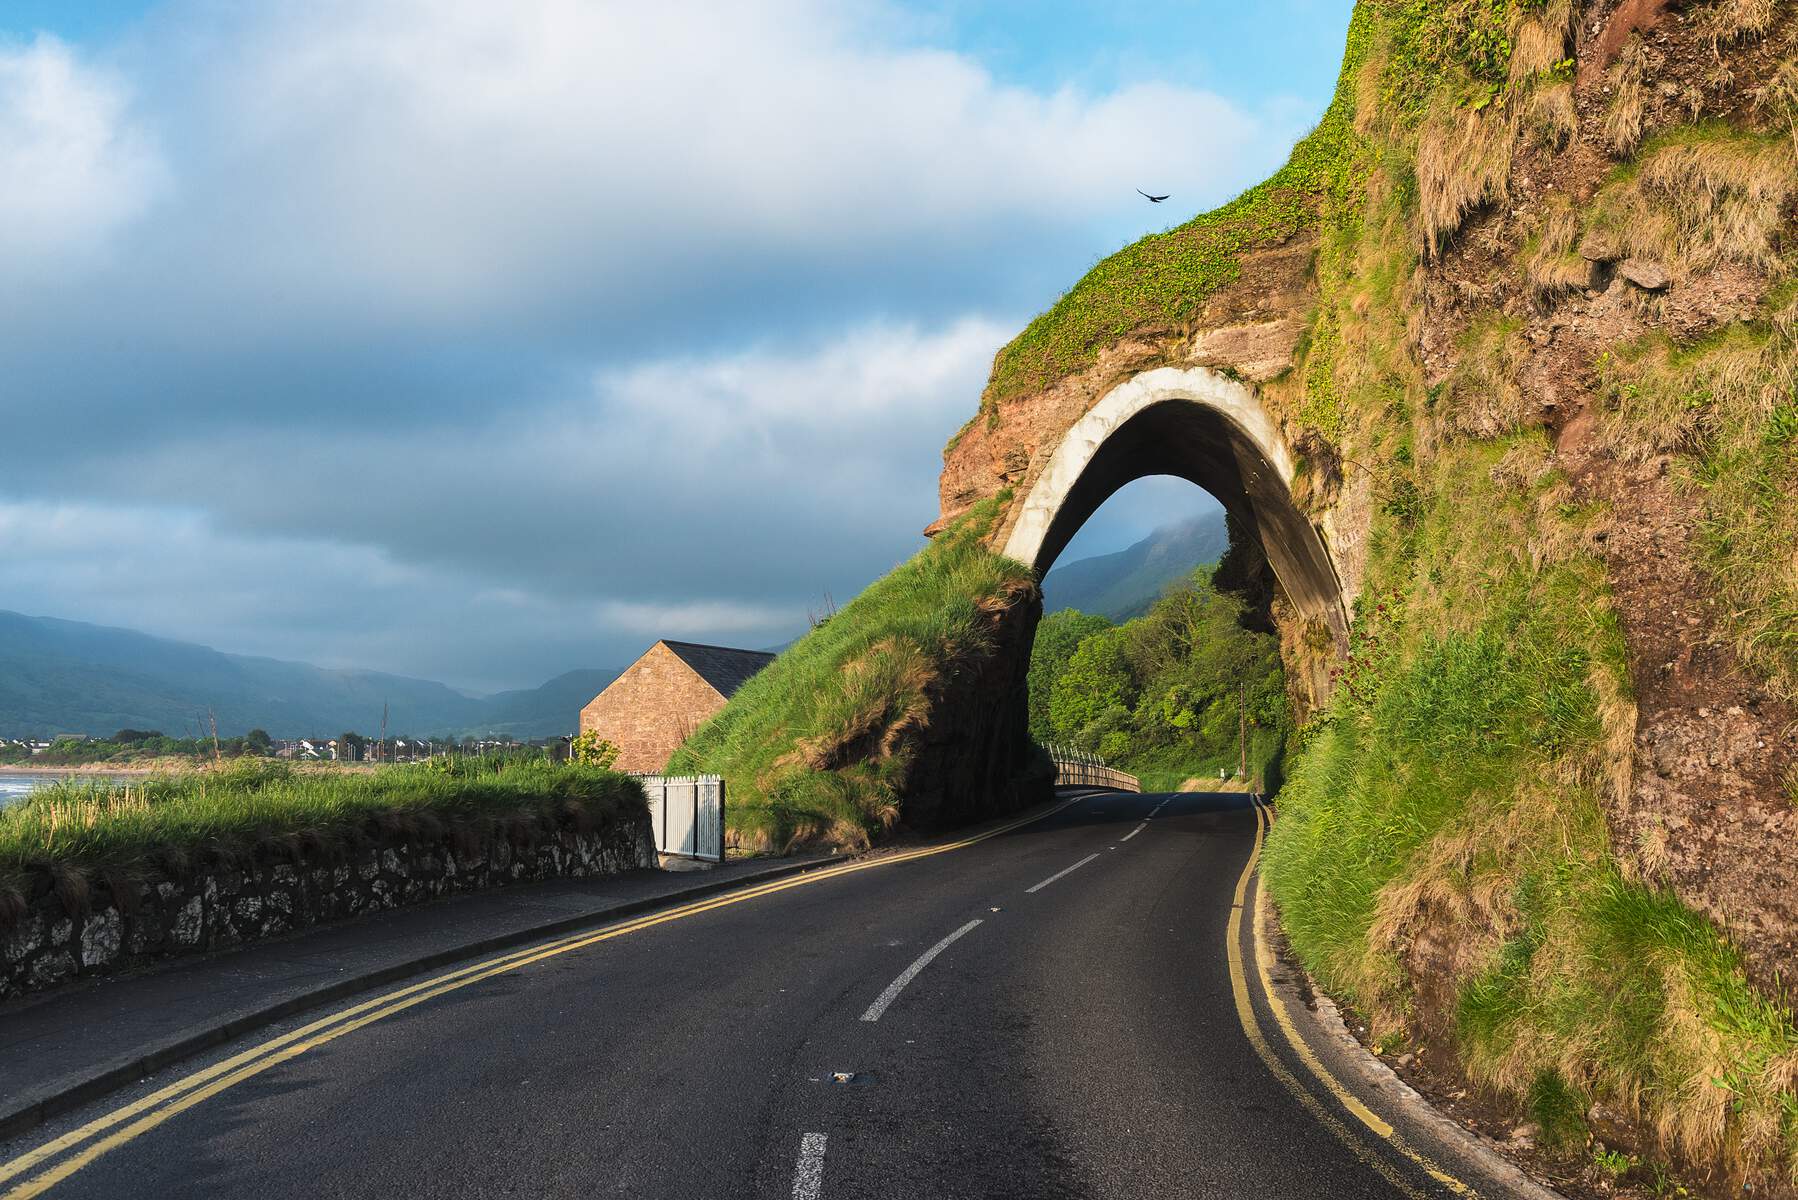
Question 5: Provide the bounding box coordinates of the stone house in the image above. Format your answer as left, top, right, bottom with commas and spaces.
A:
578, 640, 775, 773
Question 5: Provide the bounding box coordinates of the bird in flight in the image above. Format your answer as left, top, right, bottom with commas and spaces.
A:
1138, 189, 1170, 203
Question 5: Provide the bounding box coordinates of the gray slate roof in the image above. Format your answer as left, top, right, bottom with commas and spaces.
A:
661, 640, 776, 699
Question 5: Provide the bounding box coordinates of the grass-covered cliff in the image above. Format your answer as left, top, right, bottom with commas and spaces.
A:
669, 499, 1047, 851
1185, 0, 1796, 1191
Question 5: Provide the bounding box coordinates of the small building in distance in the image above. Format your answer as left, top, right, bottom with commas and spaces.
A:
579, 640, 776, 773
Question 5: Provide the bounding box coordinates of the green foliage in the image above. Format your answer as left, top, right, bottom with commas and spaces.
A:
569, 729, 621, 769
0, 758, 647, 910
668, 498, 1035, 851
1382, 0, 1545, 113
1028, 571, 1289, 786
1027, 610, 1113, 742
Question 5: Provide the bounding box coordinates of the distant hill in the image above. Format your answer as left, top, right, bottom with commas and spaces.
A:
1040, 510, 1229, 621
0, 610, 618, 740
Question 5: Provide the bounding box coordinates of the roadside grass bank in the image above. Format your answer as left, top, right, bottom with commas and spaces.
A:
0, 757, 648, 924
669, 497, 1044, 853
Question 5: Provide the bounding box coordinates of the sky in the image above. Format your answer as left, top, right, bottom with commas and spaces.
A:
0, 0, 1352, 694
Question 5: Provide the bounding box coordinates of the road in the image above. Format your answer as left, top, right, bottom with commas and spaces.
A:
0, 791, 1539, 1199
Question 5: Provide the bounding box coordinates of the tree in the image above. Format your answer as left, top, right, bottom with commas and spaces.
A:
244, 728, 273, 753
1048, 626, 1135, 743
570, 730, 620, 769
1026, 609, 1112, 742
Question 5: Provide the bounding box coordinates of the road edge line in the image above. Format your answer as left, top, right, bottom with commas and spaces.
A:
0, 791, 1088, 1147
1247, 799, 1569, 1200
0, 855, 827, 1143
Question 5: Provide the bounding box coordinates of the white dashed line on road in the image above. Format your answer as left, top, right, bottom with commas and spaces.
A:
791, 1132, 828, 1200
1025, 853, 1100, 894
1118, 821, 1149, 842
860, 920, 983, 1021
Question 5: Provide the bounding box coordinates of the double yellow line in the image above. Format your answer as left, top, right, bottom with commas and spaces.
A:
0, 795, 1087, 1199
1226, 797, 1478, 1199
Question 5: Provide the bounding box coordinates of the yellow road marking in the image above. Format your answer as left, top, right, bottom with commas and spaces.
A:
1242, 798, 1479, 1195
0, 794, 1088, 1198
1226, 800, 1469, 1199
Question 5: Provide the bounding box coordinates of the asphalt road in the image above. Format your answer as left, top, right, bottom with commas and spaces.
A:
0, 791, 1539, 1199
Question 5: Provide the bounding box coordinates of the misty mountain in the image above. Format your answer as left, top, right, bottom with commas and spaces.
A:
0, 610, 618, 740
1040, 510, 1230, 621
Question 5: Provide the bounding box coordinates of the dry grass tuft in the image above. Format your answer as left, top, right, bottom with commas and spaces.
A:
1417, 100, 1519, 256
1588, 128, 1798, 280
1510, 0, 1575, 82
1604, 39, 1652, 158
1444, 316, 1530, 438
1525, 201, 1591, 307
1764, 57, 1798, 159
1696, 0, 1781, 51
1526, 82, 1577, 152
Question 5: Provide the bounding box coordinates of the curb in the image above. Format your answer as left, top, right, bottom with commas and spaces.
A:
0, 855, 833, 1142
1261, 895, 1567, 1200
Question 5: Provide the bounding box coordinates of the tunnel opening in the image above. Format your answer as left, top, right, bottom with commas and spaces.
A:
997, 367, 1350, 723
984, 365, 1351, 798
1025, 474, 1292, 794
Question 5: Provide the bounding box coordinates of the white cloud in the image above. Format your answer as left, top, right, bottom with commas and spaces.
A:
6, 0, 1286, 334
0, 35, 163, 269
0, 317, 1008, 686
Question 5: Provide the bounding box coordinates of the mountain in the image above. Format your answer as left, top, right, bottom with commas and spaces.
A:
473, 669, 622, 738
1040, 510, 1229, 621
0, 610, 618, 740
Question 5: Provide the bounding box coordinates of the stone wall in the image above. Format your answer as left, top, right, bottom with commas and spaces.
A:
580, 643, 727, 773
0, 813, 655, 1001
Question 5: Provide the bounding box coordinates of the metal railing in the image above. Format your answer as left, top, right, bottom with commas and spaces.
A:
1045, 746, 1140, 793
632, 774, 725, 862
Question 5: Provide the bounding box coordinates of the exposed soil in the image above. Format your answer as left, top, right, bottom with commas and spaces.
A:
1416, 0, 1798, 999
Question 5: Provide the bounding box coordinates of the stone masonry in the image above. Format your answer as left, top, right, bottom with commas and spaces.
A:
1, 813, 655, 1002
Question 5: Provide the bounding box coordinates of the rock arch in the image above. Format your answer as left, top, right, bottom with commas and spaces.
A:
997, 366, 1349, 656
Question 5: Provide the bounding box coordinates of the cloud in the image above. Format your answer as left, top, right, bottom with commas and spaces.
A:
0, 34, 164, 270
0, 0, 1325, 691
0, 317, 1011, 687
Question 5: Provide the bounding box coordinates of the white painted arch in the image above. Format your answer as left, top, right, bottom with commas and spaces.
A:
1002, 365, 1348, 643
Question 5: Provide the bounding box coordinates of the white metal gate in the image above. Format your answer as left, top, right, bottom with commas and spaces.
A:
633, 774, 725, 862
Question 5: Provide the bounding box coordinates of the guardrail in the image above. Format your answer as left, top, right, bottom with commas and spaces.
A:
633, 774, 725, 862
1045, 747, 1140, 793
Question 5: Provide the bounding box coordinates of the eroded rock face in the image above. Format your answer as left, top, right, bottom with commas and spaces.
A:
932, 229, 1358, 725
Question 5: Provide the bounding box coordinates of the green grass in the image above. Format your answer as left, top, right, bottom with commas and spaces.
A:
668, 498, 1038, 851
0, 757, 646, 918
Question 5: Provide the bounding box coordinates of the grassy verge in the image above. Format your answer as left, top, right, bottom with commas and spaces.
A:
0, 757, 647, 921
668, 498, 1037, 852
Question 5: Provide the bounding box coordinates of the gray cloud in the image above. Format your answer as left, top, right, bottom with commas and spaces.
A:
0, 1, 1317, 690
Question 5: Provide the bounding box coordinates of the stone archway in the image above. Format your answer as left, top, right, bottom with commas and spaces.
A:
997, 366, 1348, 656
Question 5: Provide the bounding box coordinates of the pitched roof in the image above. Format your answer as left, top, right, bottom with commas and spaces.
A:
660, 640, 776, 699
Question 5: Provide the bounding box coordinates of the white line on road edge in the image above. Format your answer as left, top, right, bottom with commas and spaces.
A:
791, 1133, 828, 1200
1025, 853, 1100, 894
1118, 821, 1149, 842
860, 920, 983, 1021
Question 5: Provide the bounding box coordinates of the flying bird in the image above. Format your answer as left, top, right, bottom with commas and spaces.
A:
1138, 189, 1170, 203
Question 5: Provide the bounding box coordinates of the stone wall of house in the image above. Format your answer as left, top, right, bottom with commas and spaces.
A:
580, 643, 726, 772
0, 814, 655, 1001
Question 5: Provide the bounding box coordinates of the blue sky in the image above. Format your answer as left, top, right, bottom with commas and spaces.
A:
0, 0, 1351, 692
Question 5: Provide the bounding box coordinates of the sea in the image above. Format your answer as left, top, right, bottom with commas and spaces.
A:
0, 771, 130, 809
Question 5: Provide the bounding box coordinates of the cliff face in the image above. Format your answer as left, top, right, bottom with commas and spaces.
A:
935, 1, 1798, 1189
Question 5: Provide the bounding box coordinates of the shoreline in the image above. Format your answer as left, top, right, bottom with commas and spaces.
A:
0, 762, 170, 775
